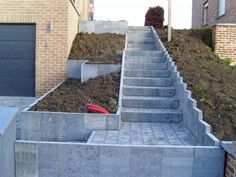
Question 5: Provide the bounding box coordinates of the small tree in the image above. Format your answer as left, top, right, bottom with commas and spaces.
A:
145, 6, 164, 29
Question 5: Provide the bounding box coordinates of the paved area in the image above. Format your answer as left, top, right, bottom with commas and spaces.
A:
0, 97, 36, 139
89, 122, 198, 146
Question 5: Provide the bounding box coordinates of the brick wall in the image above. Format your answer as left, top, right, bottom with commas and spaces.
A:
212, 24, 236, 64
192, 0, 236, 27
0, 0, 79, 96
225, 154, 236, 177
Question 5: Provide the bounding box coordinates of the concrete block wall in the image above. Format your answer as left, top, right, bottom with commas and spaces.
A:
81, 62, 121, 82
0, 107, 18, 177
15, 141, 225, 177
213, 24, 236, 64
0, 0, 80, 96
21, 110, 121, 142
79, 21, 128, 34
67, 60, 87, 79
152, 27, 220, 146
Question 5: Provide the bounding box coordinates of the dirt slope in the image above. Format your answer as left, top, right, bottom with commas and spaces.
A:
31, 73, 120, 113
157, 29, 236, 140
69, 32, 125, 64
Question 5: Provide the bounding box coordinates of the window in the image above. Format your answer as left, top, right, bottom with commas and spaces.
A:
219, 0, 226, 17
203, 2, 208, 26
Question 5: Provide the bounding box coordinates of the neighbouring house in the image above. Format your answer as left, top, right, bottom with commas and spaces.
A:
192, 0, 236, 64
0, 0, 93, 97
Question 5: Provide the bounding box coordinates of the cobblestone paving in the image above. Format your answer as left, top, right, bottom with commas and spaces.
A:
90, 122, 198, 146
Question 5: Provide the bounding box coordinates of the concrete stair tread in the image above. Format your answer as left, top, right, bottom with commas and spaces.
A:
124, 76, 172, 80
122, 95, 178, 100
122, 107, 182, 113
125, 61, 167, 65
123, 85, 175, 89
124, 68, 170, 72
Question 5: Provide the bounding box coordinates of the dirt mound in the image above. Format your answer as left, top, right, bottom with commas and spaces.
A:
31, 73, 120, 113
69, 32, 125, 64
157, 29, 236, 140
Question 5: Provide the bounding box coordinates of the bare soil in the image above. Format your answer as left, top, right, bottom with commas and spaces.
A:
31, 73, 120, 114
157, 29, 236, 141
69, 32, 125, 64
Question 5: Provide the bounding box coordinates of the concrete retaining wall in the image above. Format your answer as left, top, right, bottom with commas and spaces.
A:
79, 21, 128, 34
0, 107, 18, 177
151, 27, 220, 146
67, 60, 87, 79
81, 62, 121, 82
15, 141, 225, 177
21, 109, 121, 142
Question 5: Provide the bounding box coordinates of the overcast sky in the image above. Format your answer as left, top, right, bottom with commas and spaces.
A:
94, 0, 192, 29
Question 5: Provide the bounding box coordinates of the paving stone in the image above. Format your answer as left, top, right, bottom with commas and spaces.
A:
90, 122, 198, 145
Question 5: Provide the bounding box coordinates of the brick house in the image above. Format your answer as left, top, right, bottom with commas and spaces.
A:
0, 0, 92, 97
192, 0, 236, 64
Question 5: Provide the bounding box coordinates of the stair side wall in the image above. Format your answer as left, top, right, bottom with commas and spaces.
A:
151, 27, 220, 146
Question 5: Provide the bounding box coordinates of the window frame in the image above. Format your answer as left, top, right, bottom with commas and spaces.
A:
203, 1, 209, 26
218, 0, 226, 17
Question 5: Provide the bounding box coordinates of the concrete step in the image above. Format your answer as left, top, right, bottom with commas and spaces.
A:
128, 37, 154, 44
128, 32, 153, 37
122, 96, 179, 109
121, 108, 183, 122
123, 86, 176, 97
125, 50, 163, 57
125, 56, 167, 63
123, 77, 173, 87
128, 26, 152, 31
124, 69, 171, 78
127, 44, 156, 50
125, 62, 168, 70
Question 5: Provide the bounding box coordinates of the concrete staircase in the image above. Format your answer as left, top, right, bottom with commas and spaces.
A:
121, 26, 183, 123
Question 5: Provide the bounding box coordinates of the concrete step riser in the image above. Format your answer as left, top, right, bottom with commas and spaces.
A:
122, 99, 179, 109
121, 112, 183, 123
125, 57, 166, 63
127, 45, 156, 50
128, 33, 153, 37
124, 78, 173, 87
125, 63, 168, 70
128, 39, 154, 44
128, 41, 155, 45
126, 51, 163, 57
123, 87, 176, 97
124, 70, 171, 78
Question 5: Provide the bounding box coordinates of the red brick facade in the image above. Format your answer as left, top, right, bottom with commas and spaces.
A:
192, 0, 236, 27
212, 24, 236, 64
225, 154, 236, 177
0, 0, 80, 96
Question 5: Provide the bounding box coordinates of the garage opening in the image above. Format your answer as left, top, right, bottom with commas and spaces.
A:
0, 24, 36, 96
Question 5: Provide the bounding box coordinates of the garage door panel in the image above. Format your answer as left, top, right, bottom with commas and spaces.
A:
0, 42, 35, 59
0, 78, 35, 96
0, 24, 35, 96
0, 25, 35, 41
0, 59, 35, 68
0, 67, 35, 78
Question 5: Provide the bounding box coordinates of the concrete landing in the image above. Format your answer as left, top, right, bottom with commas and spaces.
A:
89, 122, 198, 146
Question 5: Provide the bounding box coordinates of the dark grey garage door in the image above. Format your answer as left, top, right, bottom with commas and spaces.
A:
0, 24, 35, 96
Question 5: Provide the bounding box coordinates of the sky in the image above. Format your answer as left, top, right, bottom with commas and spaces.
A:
94, 0, 192, 29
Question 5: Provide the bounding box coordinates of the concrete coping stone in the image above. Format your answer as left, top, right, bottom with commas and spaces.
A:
212, 23, 236, 27
15, 139, 223, 148
221, 141, 236, 158
0, 107, 18, 135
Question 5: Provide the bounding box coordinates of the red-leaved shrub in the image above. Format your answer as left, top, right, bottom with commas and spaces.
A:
145, 6, 164, 29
